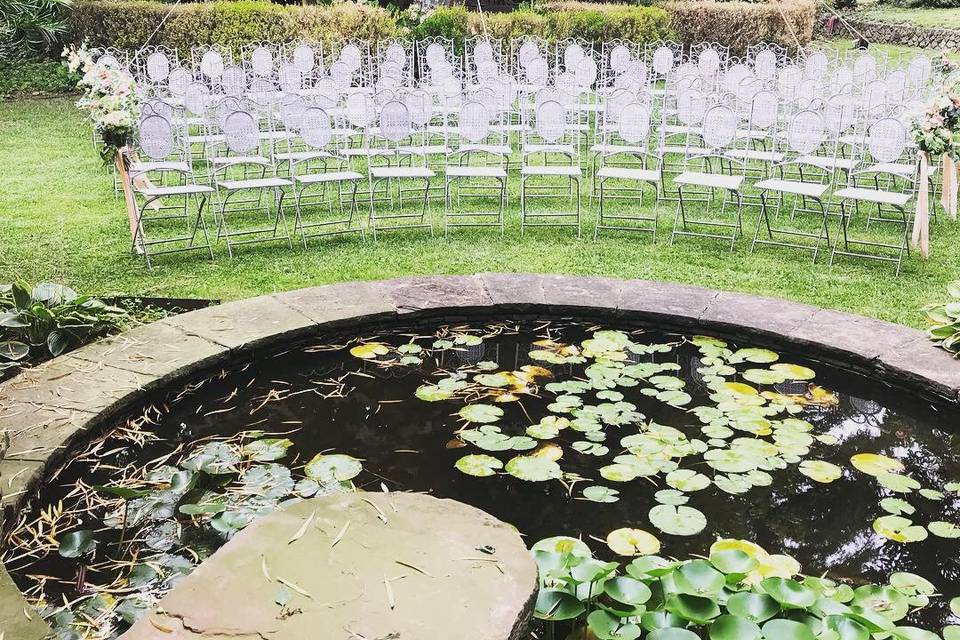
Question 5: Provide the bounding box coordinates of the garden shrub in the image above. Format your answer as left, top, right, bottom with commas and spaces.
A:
67, 0, 399, 58
413, 5, 471, 52
0, 60, 78, 98
473, 5, 674, 46
663, 0, 815, 52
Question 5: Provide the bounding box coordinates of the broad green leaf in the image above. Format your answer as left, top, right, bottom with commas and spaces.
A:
604, 576, 653, 605
850, 453, 904, 477
504, 455, 561, 481
709, 614, 762, 640
726, 592, 780, 622
928, 521, 960, 538
455, 454, 503, 477
760, 577, 817, 609
534, 588, 585, 620
648, 505, 707, 536
798, 460, 843, 484
58, 530, 97, 558
760, 619, 816, 640
583, 485, 620, 503
304, 453, 362, 482
459, 403, 504, 423
607, 528, 661, 556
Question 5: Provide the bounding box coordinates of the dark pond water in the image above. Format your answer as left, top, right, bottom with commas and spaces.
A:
5, 319, 960, 637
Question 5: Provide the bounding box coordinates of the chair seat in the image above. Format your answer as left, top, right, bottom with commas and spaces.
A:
188, 134, 224, 144
218, 177, 292, 190
592, 144, 650, 155
521, 165, 582, 177
524, 144, 577, 156
294, 171, 364, 184
659, 145, 705, 155
370, 166, 435, 179
675, 172, 743, 191
459, 144, 512, 156
341, 148, 395, 158
137, 184, 214, 198
275, 150, 337, 162
866, 162, 926, 177
597, 166, 660, 183
446, 166, 507, 178
833, 187, 911, 207
130, 160, 191, 174
726, 149, 784, 163
398, 145, 451, 156
798, 155, 856, 171
260, 131, 292, 141
754, 179, 829, 198
212, 155, 272, 167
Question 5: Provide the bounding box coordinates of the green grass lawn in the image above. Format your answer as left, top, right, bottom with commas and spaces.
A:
0, 95, 956, 329
848, 2, 960, 31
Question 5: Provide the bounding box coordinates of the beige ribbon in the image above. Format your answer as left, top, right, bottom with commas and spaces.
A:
912, 151, 930, 259
942, 154, 958, 221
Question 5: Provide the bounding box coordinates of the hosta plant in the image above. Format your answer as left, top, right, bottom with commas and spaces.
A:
0, 282, 129, 370
923, 281, 960, 355
532, 535, 955, 640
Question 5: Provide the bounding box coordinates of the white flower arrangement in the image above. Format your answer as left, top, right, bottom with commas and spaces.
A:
62, 44, 140, 162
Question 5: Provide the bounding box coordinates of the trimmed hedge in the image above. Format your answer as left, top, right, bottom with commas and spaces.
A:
663, 0, 815, 52
0, 62, 79, 99
66, 0, 812, 59
67, 0, 400, 57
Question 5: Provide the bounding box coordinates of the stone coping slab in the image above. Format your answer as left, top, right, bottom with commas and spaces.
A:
121, 492, 537, 640
2, 273, 959, 637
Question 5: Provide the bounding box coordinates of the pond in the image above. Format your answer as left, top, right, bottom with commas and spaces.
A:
4, 319, 960, 638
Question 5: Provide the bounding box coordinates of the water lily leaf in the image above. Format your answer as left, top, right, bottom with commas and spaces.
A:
704, 448, 757, 473
648, 505, 706, 536
349, 342, 389, 359
946, 626, 960, 640
709, 614, 762, 640
304, 453, 362, 482
928, 521, 960, 538
742, 369, 788, 385
760, 619, 816, 640
505, 455, 561, 481
852, 585, 909, 621
605, 576, 653, 605
770, 363, 815, 380
455, 454, 503, 477
666, 469, 711, 492
474, 372, 518, 388
582, 485, 620, 503
850, 453, 904, 476
729, 348, 779, 364
242, 438, 293, 462
675, 559, 725, 595
600, 463, 640, 482
713, 474, 753, 495
873, 515, 928, 543
918, 489, 943, 500
889, 573, 936, 597
726, 592, 780, 622
876, 472, 921, 493
532, 536, 592, 557
648, 629, 700, 640
182, 442, 240, 475
607, 528, 661, 556
798, 460, 843, 484
655, 489, 689, 506
665, 593, 722, 624
573, 441, 609, 456
879, 498, 914, 515
890, 627, 942, 640
946, 482, 960, 494
657, 389, 692, 406
709, 549, 759, 575
58, 530, 97, 558
823, 614, 870, 640
534, 588, 585, 620
951, 596, 960, 617
461, 425, 536, 452
761, 577, 817, 609
459, 403, 504, 423
179, 502, 227, 515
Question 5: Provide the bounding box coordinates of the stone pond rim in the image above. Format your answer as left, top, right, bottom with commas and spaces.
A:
3, 273, 960, 638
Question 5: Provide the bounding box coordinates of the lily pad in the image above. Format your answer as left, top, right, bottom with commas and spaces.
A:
928, 521, 960, 538
242, 438, 293, 462
880, 498, 915, 516
770, 363, 816, 380
459, 403, 504, 423
583, 485, 620, 503
349, 342, 389, 359
850, 453, 905, 477
654, 489, 689, 506
505, 455, 562, 482
58, 530, 97, 558
648, 505, 707, 536
798, 460, 843, 484
729, 348, 779, 364
455, 454, 503, 477
607, 528, 661, 556
304, 453, 362, 482
873, 515, 928, 543
666, 469, 711, 492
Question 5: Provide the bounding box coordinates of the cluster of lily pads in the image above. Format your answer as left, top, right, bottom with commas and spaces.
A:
8, 429, 362, 639
531, 535, 960, 640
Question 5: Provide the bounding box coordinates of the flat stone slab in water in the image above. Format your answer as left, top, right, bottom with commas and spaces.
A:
122, 492, 537, 640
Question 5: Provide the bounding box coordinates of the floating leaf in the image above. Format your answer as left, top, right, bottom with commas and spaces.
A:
648, 505, 707, 536
535, 588, 585, 621
242, 438, 293, 462
873, 515, 928, 543
880, 498, 914, 515
726, 592, 780, 622
760, 619, 815, 640
454, 454, 503, 477
505, 455, 562, 482
459, 403, 504, 424
798, 460, 843, 484
349, 342, 389, 359
761, 577, 817, 609
876, 472, 921, 493
304, 453, 362, 482
607, 528, 661, 556
583, 485, 620, 503
605, 576, 653, 605
531, 536, 592, 557
918, 489, 943, 500
573, 441, 609, 456
928, 521, 960, 538
709, 614, 762, 640
770, 363, 815, 380
58, 530, 97, 558
655, 489, 689, 506
729, 348, 779, 364
666, 469, 711, 492
850, 453, 905, 477
461, 425, 536, 452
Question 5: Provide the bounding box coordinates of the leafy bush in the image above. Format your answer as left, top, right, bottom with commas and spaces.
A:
662, 0, 815, 53
414, 5, 471, 52
923, 281, 960, 354
476, 4, 674, 46
0, 60, 78, 97
67, 0, 400, 58
0, 283, 129, 372
0, 0, 72, 62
